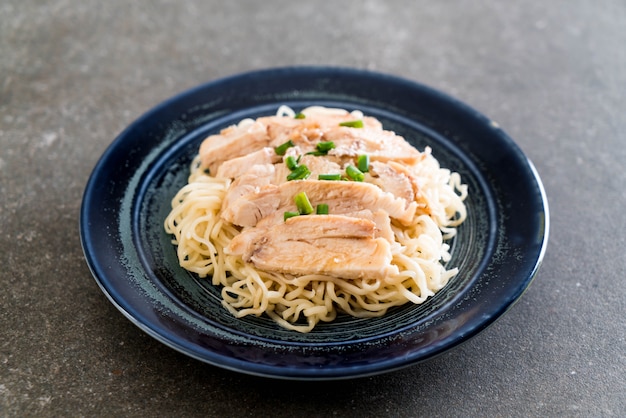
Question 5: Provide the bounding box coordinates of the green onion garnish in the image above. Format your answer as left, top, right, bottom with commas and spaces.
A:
306, 140, 336, 156
339, 120, 364, 128
318, 173, 342, 181
275, 140, 295, 156
285, 155, 298, 170
294, 192, 314, 215
294, 112, 306, 119
286, 164, 311, 181
284, 211, 300, 221
316, 141, 335, 153
316, 204, 329, 215
357, 154, 369, 172
346, 165, 364, 182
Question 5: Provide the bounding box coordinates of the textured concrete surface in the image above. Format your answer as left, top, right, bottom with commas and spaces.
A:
1, 0, 625, 416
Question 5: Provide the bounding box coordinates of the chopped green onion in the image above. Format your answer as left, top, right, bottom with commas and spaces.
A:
284, 211, 299, 221
294, 112, 306, 119
345, 165, 364, 182
286, 164, 311, 181
285, 155, 298, 170
294, 192, 314, 215
357, 154, 369, 172
306, 141, 336, 156
339, 120, 364, 128
316, 204, 329, 215
316, 141, 335, 153
318, 173, 342, 181
275, 140, 295, 156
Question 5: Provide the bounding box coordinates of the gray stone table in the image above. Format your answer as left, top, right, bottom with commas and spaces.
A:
1, 1, 625, 416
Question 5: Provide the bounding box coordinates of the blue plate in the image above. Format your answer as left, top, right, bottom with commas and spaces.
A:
80, 67, 549, 380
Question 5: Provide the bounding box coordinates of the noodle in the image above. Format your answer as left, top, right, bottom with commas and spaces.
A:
164, 106, 467, 332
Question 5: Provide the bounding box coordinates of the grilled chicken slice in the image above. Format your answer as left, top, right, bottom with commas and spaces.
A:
367, 161, 415, 205
260, 116, 322, 147
220, 166, 274, 215
357, 209, 395, 243
255, 209, 395, 243
260, 108, 383, 153
200, 107, 421, 175
221, 179, 417, 227
324, 127, 422, 165
199, 120, 271, 175
272, 153, 343, 185
226, 214, 398, 280
216, 147, 280, 179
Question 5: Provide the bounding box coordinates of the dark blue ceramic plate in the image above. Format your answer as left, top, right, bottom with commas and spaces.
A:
80, 67, 549, 380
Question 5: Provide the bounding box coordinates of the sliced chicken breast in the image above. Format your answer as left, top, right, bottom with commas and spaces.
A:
199, 120, 270, 175
367, 161, 415, 205
221, 179, 417, 227
226, 214, 398, 280
215, 147, 280, 179
324, 127, 422, 165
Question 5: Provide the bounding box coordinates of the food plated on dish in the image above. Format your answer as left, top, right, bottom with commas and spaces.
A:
80, 67, 548, 379
164, 105, 467, 332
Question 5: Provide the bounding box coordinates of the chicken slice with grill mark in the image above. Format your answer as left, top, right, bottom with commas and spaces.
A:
272, 153, 343, 185
260, 116, 322, 148
221, 179, 417, 227
324, 126, 422, 165
199, 120, 271, 175
355, 209, 395, 243
260, 111, 383, 153
226, 214, 398, 280
215, 147, 280, 179
255, 209, 395, 243
219, 164, 275, 216
367, 161, 415, 206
